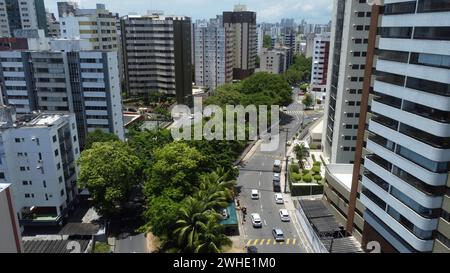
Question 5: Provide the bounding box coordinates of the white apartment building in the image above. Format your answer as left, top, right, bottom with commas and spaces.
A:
0, 0, 47, 37
194, 15, 233, 91
59, 3, 119, 51
0, 50, 124, 147
310, 32, 330, 93
358, 0, 450, 253
0, 183, 22, 252
0, 107, 80, 226
322, 0, 371, 164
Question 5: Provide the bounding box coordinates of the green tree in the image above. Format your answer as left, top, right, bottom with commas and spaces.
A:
144, 142, 205, 199
127, 129, 173, 167
294, 143, 309, 169
263, 35, 272, 48
196, 215, 232, 253
85, 129, 120, 149
302, 93, 314, 109
77, 142, 141, 218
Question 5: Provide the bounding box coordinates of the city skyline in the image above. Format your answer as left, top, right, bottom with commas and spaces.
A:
43, 0, 333, 24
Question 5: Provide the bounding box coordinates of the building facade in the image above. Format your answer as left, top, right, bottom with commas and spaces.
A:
194, 15, 233, 91
0, 0, 47, 37
0, 183, 22, 252
59, 4, 119, 51
310, 32, 330, 93
322, 0, 372, 164
348, 1, 450, 253
0, 50, 124, 147
121, 12, 192, 104
223, 5, 257, 80
259, 46, 291, 75
0, 108, 80, 226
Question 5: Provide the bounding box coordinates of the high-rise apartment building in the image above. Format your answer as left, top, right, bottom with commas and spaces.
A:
260, 47, 288, 74
322, 0, 371, 164
223, 5, 257, 80
57, 1, 78, 18
46, 11, 60, 38
194, 15, 233, 91
0, 107, 80, 226
121, 12, 192, 104
0, 0, 47, 37
310, 32, 330, 93
0, 50, 124, 146
347, 1, 450, 253
59, 3, 119, 51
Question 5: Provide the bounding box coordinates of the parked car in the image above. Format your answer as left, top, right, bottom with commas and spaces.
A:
251, 189, 260, 200
273, 160, 281, 173
273, 180, 281, 192
273, 172, 281, 182
247, 246, 258, 253
272, 228, 285, 241
274, 193, 284, 204
251, 213, 262, 228
279, 209, 290, 222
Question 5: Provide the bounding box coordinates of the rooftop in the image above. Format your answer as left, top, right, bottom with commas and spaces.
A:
325, 164, 354, 191
22, 239, 90, 253
310, 119, 323, 134
0, 183, 11, 192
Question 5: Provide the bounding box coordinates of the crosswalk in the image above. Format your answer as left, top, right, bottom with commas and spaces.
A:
246, 238, 298, 246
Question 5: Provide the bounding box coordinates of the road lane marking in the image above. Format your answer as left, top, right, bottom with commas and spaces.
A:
286, 239, 290, 245
263, 219, 267, 226
266, 239, 271, 245
246, 240, 252, 246
252, 239, 258, 246
273, 240, 277, 245
260, 239, 265, 245
279, 241, 284, 245
292, 239, 297, 245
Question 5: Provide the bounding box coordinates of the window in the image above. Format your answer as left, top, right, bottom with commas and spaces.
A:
54, 149, 59, 156
375, 70, 405, 86
43, 181, 47, 188
15, 138, 20, 143
60, 189, 65, 196
406, 76, 450, 96
382, 1, 417, 15
53, 135, 57, 142
417, 0, 450, 13
57, 163, 61, 170
379, 27, 412, 39
22, 181, 28, 185
20, 167, 26, 171
25, 194, 30, 198
410, 52, 450, 69
0, 172, 4, 179
414, 27, 450, 40
377, 49, 409, 63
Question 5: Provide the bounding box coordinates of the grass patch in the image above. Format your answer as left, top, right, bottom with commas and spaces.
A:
93, 242, 111, 253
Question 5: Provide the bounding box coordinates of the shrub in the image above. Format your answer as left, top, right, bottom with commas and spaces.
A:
303, 174, 312, 183
312, 166, 321, 174
291, 172, 302, 182
290, 164, 300, 173
314, 174, 323, 182
313, 161, 321, 168
302, 169, 310, 175
311, 154, 316, 162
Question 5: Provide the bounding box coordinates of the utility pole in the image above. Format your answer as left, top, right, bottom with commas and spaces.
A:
282, 128, 290, 193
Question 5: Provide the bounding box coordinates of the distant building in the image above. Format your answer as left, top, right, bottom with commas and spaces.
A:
0, 108, 80, 226
310, 33, 330, 93
45, 10, 60, 38
194, 15, 233, 91
57, 1, 79, 17
121, 12, 192, 105
259, 45, 292, 75
0, 50, 125, 146
0, 0, 48, 37
223, 5, 257, 80
0, 183, 23, 252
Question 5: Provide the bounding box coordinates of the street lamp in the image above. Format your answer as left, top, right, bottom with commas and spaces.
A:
280, 127, 290, 193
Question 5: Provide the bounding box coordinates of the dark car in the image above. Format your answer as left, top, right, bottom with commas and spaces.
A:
273, 180, 281, 192
247, 246, 258, 253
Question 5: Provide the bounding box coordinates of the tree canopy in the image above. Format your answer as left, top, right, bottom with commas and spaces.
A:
263, 35, 272, 48
77, 141, 141, 218
85, 129, 120, 149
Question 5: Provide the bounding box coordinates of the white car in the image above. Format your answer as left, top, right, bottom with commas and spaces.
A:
251, 189, 260, 200
251, 213, 262, 228
274, 193, 284, 204
279, 209, 290, 222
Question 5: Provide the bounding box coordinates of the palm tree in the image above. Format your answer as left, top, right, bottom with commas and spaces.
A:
173, 197, 210, 253
195, 215, 232, 253
294, 143, 309, 169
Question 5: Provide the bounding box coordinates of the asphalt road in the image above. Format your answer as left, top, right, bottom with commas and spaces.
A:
236, 92, 323, 253
115, 233, 148, 253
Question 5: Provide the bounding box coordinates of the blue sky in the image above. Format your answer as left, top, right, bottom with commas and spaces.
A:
44, 0, 332, 24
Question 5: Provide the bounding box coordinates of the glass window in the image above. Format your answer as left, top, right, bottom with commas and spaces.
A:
417, 0, 450, 13
414, 27, 450, 40
410, 52, 450, 69
379, 27, 412, 39
387, 206, 434, 240
377, 49, 409, 63
396, 145, 449, 173
406, 76, 450, 96
390, 187, 441, 218
383, 1, 417, 15
375, 70, 405, 86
